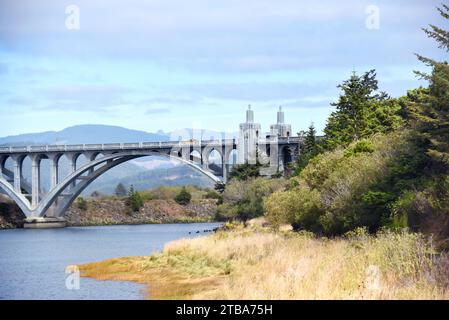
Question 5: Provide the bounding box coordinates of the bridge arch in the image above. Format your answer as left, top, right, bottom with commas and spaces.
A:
0, 151, 222, 219
0, 178, 32, 216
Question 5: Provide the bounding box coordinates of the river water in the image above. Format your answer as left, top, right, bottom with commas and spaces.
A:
0, 223, 221, 300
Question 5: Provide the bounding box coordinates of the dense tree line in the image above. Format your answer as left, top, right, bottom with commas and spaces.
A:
224, 5, 449, 246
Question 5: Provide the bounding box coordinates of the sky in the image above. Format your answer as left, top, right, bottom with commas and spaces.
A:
0, 0, 446, 137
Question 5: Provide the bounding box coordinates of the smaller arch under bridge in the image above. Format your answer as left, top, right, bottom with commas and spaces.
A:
0, 138, 299, 228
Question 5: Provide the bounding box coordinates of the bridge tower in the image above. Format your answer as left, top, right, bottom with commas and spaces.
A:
237, 105, 261, 164
270, 106, 292, 138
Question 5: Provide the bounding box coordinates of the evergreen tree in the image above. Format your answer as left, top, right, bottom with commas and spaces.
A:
114, 183, 127, 197
293, 123, 319, 175
126, 185, 144, 212
412, 4, 449, 172
322, 70, 402, 150
175, 187, 192, 205
304, 123, 318, 154
228, 162, 261, 181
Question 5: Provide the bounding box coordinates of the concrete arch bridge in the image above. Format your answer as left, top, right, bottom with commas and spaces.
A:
0, 138, 298, 227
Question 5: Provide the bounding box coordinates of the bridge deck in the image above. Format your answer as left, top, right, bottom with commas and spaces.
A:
0, 137, 299, 154
0, 139, 236, 154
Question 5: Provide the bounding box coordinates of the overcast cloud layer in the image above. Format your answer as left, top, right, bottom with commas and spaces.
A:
0, 0, 446, 137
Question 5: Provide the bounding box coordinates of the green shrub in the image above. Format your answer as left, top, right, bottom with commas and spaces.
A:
203, 188, 223, 204
175, 187, 192, 205
126, 185, 144, 212
139, 190, 154, 202
263, 190, 297, 229
76, 197, 88, 211
264, 131, 428, 235
149, 185, 199, 200
217, 177, 287, 221
344, 139, 374, 157
203, 188, 221, 199
228, 162, 262, 181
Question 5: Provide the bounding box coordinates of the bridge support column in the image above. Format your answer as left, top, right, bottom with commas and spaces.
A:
67, 153, 78, 189
88, 153, 97, 174
31, 155, 41, 208
50, 156, 59, 190
222, 164, 229, 183
12, 156, 23, 193
221, 145, 230, 183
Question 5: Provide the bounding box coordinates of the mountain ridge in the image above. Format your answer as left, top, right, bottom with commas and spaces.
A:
0, 124, 238, 146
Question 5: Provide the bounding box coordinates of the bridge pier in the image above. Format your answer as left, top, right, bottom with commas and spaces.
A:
31, 155, 41, 208
11, 155, 24, 193
23, 217, 67, 229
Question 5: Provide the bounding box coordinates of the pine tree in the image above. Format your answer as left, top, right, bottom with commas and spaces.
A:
412, 4, 449, 172
126, 185, 144, 212
114, 183, 127, 197
322, 70, 401, 150
304, 123, 318, 155
293, 123, 319, 175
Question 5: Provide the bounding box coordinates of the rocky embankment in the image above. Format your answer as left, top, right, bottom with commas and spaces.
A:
0, 195, 26, 228
0, 195, 218, 228
65, 198, 217, 226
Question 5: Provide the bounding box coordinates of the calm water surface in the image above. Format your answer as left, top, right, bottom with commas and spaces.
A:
0, 223, 221, 300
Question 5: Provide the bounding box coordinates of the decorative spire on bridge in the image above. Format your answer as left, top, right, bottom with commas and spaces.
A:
277, 106, 285, 124
270, 105, 291, 137
246, 104, 254, 123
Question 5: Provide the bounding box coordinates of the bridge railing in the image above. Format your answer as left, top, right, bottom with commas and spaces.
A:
102, 143, 121, 150
122, 143, 140, 149
83, 144, 104, 150
47, 145, 66, 151
0, 138, 241, 154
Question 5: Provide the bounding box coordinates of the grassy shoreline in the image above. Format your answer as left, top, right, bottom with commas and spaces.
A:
79, 222, 449, 299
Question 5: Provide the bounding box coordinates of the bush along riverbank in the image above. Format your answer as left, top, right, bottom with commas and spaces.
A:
79, 220, 449, 299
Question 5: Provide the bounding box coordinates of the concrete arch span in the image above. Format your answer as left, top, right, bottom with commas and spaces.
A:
0, 151, 223, 225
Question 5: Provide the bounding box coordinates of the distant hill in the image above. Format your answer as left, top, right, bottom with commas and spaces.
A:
83, 163, 215, 195
0, 124, 237, 146
0, 124, 169, 146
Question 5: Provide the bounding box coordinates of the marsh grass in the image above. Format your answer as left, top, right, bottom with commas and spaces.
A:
79, 225, 449, 299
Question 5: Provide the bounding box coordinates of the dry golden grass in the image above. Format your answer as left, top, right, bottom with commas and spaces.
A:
79, 224, 449, 300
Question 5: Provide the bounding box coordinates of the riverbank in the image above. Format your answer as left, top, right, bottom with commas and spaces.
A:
0, 195, 218, 228
65, 198, 217, 226
79, 221, 449, 299
0, 195, 25, 229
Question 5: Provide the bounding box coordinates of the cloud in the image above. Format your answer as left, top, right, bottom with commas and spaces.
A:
170, 81, 338, 102
6, 96, 34, 106
0, 0, 445, 137
145, 107, 171, 114
0, 0, 445, 73
38, 85, 131, 111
